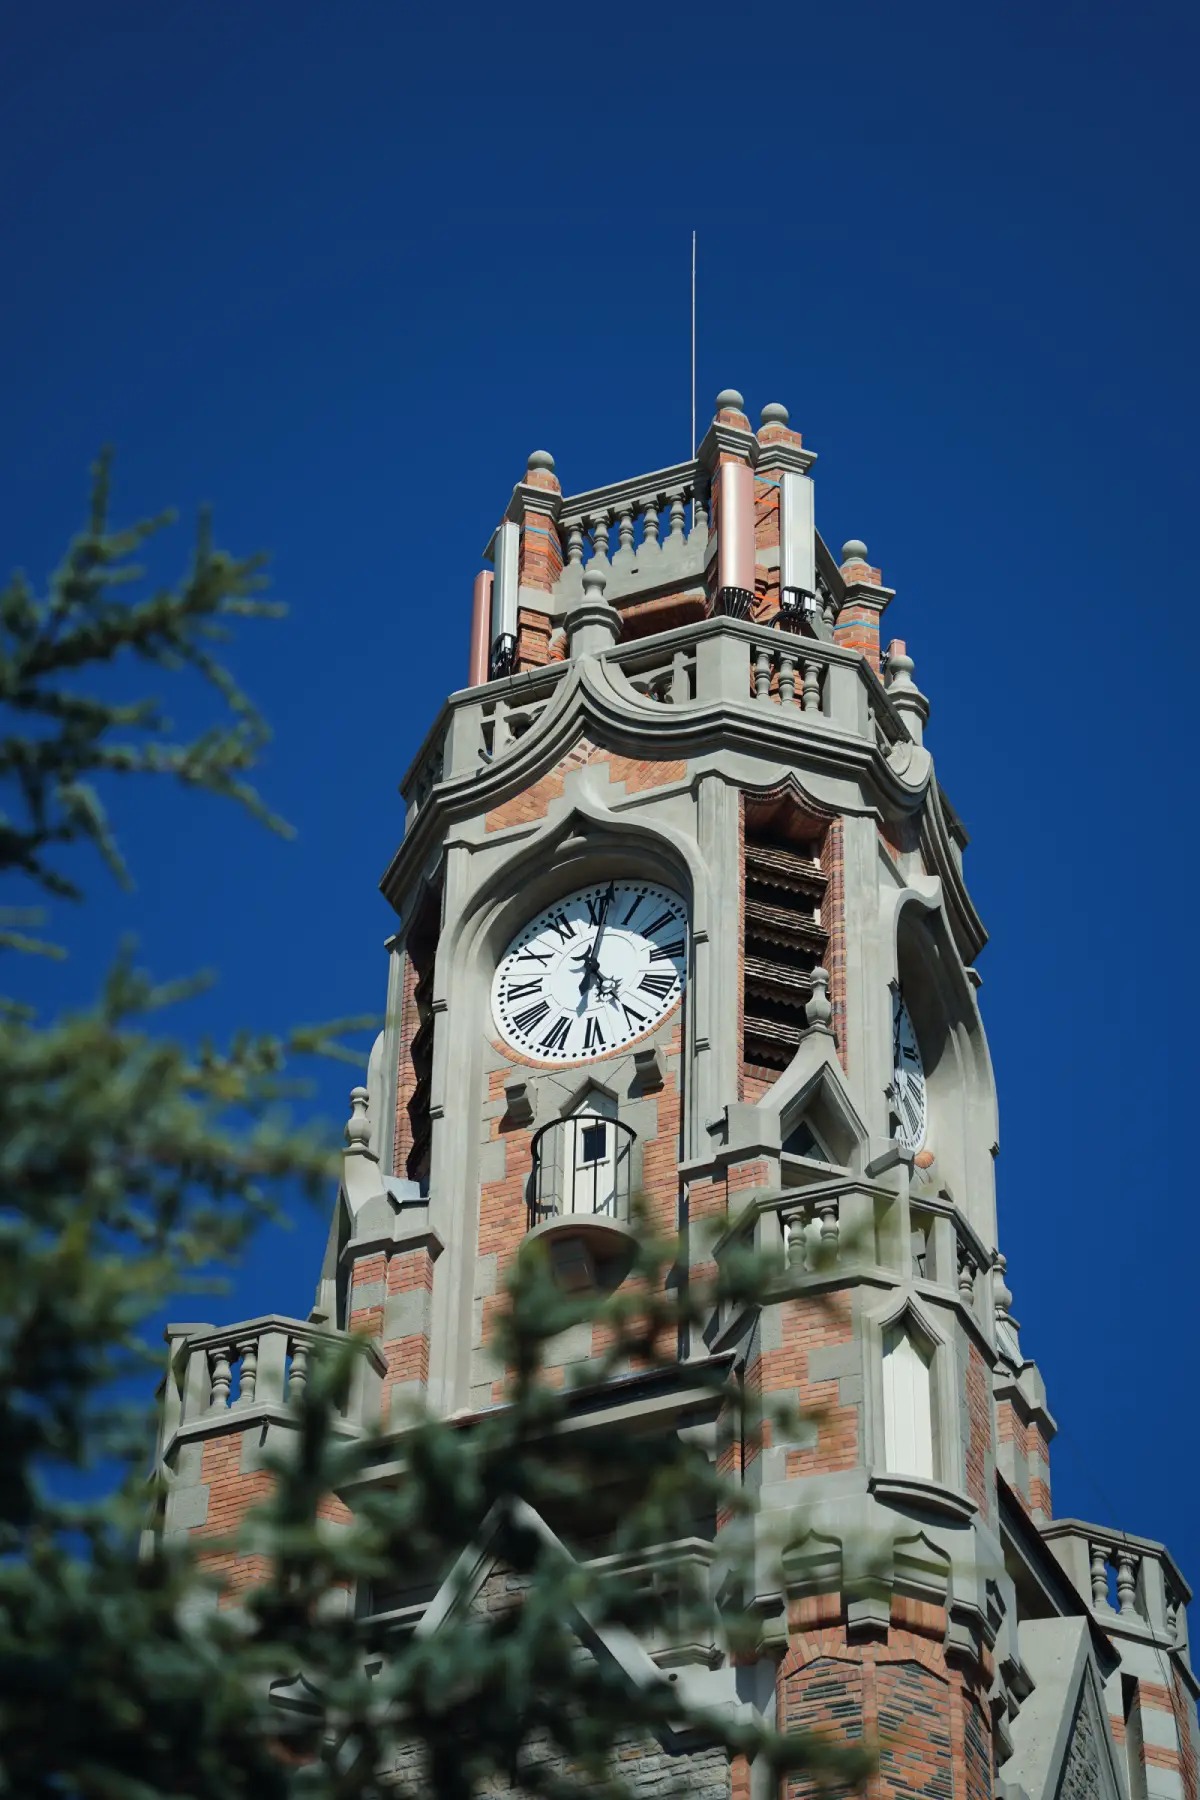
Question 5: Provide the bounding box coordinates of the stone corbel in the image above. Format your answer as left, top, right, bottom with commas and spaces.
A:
631, 1044, 665, 1094
503, 1074, 535, 1127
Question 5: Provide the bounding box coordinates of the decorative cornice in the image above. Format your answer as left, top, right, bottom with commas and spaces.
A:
696, 419, 759, 473
755, 441, 818, 477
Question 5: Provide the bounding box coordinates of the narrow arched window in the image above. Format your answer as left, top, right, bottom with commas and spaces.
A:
882, 1323, 934, 1479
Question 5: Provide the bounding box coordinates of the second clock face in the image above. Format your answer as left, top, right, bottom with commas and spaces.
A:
492, 880, 687, 1064
892, 990, 928, 1151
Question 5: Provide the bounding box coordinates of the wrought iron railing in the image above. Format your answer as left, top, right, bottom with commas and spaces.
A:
528, 1116, 635, 1230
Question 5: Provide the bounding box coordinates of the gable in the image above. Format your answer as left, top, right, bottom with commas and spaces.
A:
1000, 1617, 1126, 1800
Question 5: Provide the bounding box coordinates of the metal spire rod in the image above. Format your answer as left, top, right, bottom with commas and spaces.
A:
691, 230, 696, 460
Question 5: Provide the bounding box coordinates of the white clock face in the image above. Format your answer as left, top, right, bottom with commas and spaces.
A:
492, 880, 687, 1064
892, 990, 927, 1151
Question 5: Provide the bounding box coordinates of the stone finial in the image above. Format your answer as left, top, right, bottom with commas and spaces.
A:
715, 388, 745, 413
806, 966, 834, 1032
760, 402, 789, 428
883, 638, 928, 745
993, 1252, 1014, 1324
527, 449, 556, 474
567, 566, 620, 656
885, 640, 915, 687
841, 539, 869, 563
345, 1086, 372, 1154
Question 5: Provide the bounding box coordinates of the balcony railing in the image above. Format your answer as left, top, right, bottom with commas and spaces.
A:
528, 1116, 635, 1231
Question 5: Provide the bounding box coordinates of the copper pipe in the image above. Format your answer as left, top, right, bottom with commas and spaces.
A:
469, 571, 492, 687
717, 462, 755, 597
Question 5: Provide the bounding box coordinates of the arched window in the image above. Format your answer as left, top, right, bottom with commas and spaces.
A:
882, 1322, 935, 1479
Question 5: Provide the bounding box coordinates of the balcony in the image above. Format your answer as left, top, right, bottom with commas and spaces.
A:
526, 1115, 637, 1290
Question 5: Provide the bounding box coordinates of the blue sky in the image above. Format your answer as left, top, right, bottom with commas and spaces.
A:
2, 2, 1195, 1582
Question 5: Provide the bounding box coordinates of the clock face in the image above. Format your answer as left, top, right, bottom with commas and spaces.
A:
891, 990, 927, 1151
492, 880, 687, 1064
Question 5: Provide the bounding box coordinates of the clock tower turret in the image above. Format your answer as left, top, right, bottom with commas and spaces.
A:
158, 390, 1200, 1800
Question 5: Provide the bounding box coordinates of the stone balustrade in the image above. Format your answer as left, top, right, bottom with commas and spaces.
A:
554, 461, 709, 605
782, 1195, 840, 1273
749, 637, 827, 715
1042, 1519, 1193, 1650
397, 618, 911, 834
158, 1315, 386, 1450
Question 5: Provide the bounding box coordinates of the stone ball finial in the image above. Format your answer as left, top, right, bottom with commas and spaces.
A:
841, 539, 869, 563
760, 401, 789, 427
715, 388, 745, 413
993, 1251, 1014, 1321
345, 1085, 371, 1151
581, 565, 607, 598
526, 449, 556, 474
806, 966, 834, 1031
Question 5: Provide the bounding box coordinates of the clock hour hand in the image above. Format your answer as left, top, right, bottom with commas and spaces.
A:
576, 883, 618, 1001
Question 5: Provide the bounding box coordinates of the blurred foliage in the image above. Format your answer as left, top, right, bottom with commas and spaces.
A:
0, 463, 870, 1798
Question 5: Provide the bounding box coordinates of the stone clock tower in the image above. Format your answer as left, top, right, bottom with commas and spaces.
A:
157, 391, 1199, 1800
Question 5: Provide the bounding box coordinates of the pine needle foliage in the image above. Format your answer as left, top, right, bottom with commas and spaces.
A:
0, 465, 871, 1799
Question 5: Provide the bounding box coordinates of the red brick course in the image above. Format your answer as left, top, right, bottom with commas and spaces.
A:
964, 1342, 991, 1516
822, 817, 848, 1071
484, 738, 687, 832
748, 1292, 858, 1476
780, 1623, 993, 1800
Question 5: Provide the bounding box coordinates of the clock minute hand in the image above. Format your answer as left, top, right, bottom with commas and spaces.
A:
579, 883, 617, 999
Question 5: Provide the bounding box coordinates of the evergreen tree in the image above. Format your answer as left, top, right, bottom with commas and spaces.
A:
0, 462, 870, 1799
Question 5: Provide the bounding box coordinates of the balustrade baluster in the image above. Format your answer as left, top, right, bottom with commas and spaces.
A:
641, 495, 660, 553
590, 510, 610, 565
778, 650, 797, 705
616, 505, 636, 562
669, 650, 690, 705
1090, 1542, 1111, 1609
957, 1248, 977, 1305
692, 477, 709, 540
786, 1216, 807, 1271
1116, 1549, 1139, 1617
236, 1338, 258, 1405
754, 648, 773, 699
802, 660, 822, 714
564, 522, 584, 569
208, 1347, 232, 1410
289, 1340, 310, 1400
816, 1199, 839, 1253
667, 489, 686, 547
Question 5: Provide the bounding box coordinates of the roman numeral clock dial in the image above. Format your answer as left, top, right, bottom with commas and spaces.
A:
891, 990, 927, 1151
491, 881, 688, 1064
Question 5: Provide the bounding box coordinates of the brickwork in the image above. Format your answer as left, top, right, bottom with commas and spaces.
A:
878, 815, 922, 864
382, 1244, 436, 1416
749, 1291, 858, 1477
616, 586, 707, 640
195, 1429, 272, 1604
517, 507, 562, 597
834, 550, 886, 673
964, 1341, 992, 1518
484, 738, 687, 832
822, 817, 848, 1071
781, 1624, 993, 1800
1174, 1668, 1200, 1800
517, 605, 553, 669
392, 951, 420, 1176
997, 1395, 1053, 1523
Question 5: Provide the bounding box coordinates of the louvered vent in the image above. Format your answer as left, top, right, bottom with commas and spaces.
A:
742, 832, 829, 1072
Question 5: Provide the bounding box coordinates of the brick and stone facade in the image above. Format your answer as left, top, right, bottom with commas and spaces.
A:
155, 390, 1199, 1798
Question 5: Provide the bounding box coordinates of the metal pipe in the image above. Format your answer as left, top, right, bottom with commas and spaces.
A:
716, 461, 755, 613
468, 571, 492, 687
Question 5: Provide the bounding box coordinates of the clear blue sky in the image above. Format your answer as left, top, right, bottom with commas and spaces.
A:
2, 4, 1195, 1581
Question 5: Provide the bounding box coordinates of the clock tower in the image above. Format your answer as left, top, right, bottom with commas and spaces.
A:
159, 390, 1200, 1800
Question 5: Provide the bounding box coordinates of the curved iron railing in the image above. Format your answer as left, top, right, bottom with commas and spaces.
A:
528, 1116, 635, 1230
